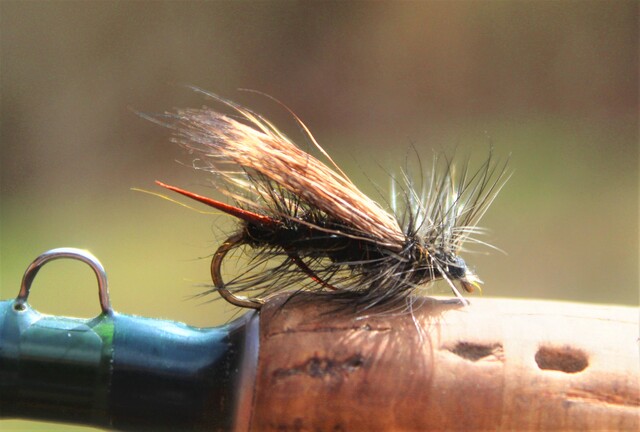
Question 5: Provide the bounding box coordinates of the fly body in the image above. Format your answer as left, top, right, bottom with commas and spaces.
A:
153, 88, 509, 310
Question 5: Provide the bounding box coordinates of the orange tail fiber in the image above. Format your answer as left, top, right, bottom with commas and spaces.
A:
155, 181, 276, 227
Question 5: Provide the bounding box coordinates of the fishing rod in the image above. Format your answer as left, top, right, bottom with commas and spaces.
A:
1, 248, 638, 431
0, 248, 257, 431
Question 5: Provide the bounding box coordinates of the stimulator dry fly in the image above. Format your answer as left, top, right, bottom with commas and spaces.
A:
152, 88, 509, 310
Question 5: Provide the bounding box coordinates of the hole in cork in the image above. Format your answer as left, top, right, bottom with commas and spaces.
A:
448, 342, 503, 361
535, 345, 588, 373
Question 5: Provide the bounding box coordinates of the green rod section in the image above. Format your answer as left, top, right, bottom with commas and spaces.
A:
0, 299, 256, 431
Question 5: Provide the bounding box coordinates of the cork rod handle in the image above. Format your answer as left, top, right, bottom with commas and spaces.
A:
246, 296, 639, 431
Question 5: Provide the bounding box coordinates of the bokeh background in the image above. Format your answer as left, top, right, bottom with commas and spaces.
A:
1, 2, 637, 430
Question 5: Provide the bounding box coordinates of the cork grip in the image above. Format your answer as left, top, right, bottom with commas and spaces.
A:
246, 296, 639, 431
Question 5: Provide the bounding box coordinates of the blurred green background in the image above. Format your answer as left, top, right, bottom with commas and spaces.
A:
1, 1, 637, 430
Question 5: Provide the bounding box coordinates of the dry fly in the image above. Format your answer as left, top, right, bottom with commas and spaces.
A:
150, 88, 509, 311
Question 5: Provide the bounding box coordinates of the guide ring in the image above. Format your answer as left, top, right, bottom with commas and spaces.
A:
14, 247, 112, 315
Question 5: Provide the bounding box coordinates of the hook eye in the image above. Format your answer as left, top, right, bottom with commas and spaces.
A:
14, 248, 112, 315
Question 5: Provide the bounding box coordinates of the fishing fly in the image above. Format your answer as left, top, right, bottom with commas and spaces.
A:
151, 88, 509, 311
